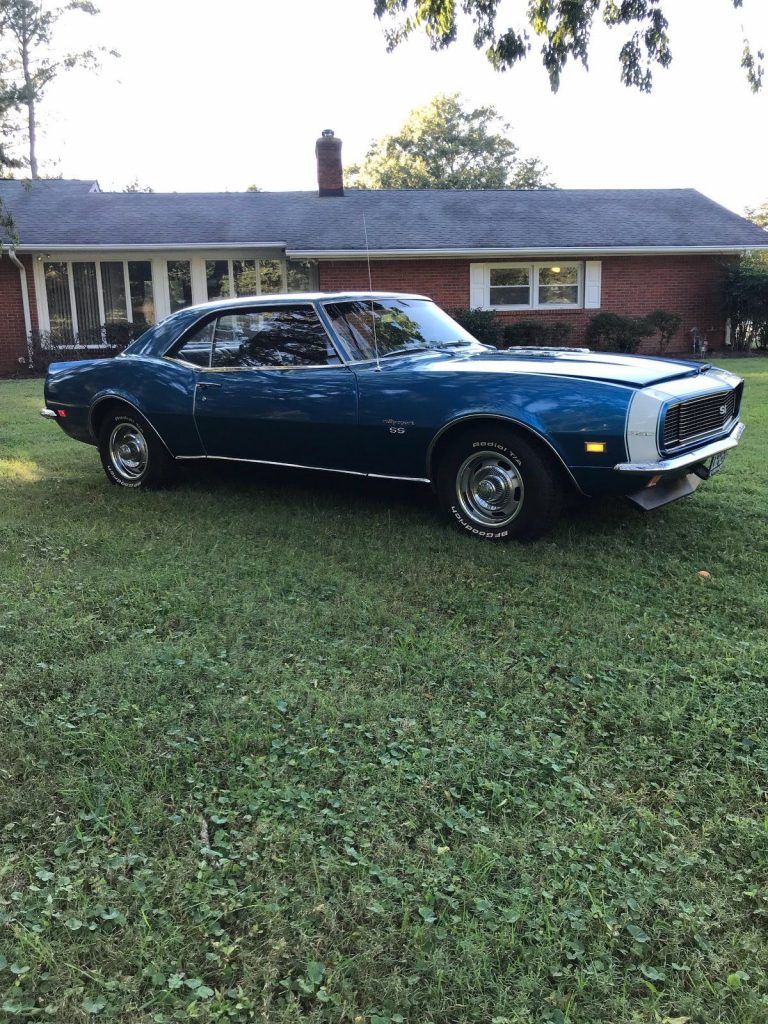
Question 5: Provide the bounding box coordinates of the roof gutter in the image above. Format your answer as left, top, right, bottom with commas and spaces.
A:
286, 245, 768, 259
4, 245, 33, 367
12, 242, 288, 252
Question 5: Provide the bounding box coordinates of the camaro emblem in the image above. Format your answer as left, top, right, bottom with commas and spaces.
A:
719, 404, 727, 416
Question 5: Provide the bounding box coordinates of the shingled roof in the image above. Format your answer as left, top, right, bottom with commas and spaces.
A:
1, 180, 765, 254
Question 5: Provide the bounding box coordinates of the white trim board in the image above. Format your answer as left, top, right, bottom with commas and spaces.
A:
286, 245, 768, 260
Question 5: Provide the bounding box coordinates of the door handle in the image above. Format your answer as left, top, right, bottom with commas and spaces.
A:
197, 381, 222, 389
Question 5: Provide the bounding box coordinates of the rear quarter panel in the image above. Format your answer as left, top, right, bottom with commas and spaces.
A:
44, 354, 202, 456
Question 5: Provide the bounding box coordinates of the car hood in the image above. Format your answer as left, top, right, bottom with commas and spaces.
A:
421, 348, 709, 388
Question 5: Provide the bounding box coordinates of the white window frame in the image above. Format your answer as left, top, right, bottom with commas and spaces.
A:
34, 255, 158, 345
202, 257, 319, 301
202, 257, 283, 301
480, 261, 584, 311
33, 252, 319, 346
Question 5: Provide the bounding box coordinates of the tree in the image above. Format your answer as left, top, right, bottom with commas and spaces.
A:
246, 184, 262, 192
746, 200, 768, 229
723, 253, 768, 350
0, 73, 22, 175
346, 93, 555, 190
123, 178, 154, 193
0, 1, 117, 178
372, 0, 764, 94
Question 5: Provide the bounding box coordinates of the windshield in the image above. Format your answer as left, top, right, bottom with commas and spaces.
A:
323, 298, 481, 361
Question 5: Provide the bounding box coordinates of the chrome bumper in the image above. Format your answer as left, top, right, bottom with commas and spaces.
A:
40, 408, 57, 419
615, 421, 745, 473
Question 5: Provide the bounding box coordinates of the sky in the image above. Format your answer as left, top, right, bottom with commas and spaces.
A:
29, 0, 768, 216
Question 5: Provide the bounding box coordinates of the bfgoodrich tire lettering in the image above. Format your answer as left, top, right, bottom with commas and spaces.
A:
98, 409, 173, 489
436, 428, 564, 540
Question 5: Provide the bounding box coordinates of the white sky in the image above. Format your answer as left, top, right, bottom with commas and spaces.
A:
31, 0, 768, 215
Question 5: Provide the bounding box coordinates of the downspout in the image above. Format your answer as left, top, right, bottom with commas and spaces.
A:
5, 245, 33, 368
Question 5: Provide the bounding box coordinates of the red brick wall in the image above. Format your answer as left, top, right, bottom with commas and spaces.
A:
318, 254, 729, 355
0, 254, 37, 374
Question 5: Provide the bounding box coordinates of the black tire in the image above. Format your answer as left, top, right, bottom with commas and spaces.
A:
435, 427, 564, 541
98, 407, 173, 489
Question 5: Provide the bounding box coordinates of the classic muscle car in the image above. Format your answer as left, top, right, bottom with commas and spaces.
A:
42, 291, 745, 540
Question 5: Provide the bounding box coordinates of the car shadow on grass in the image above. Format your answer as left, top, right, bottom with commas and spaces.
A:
175, 458, 642, 539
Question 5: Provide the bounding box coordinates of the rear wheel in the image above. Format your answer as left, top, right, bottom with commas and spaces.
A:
98, 408, 173, 489
436, 427, 564, 540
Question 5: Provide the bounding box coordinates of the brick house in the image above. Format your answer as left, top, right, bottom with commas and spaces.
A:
1, 131, 766, 375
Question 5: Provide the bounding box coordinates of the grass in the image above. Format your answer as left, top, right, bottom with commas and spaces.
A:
0, 360, 766, 1023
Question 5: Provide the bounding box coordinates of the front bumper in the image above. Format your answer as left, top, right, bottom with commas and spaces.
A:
614, 421, 745, 474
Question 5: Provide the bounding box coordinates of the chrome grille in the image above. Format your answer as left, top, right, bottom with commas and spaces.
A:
662, 388, 740, 450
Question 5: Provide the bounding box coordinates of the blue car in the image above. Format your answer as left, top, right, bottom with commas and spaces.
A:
42, 291, 745, 540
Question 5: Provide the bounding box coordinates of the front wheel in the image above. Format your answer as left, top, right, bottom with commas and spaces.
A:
436, 428, 565, 540
98, 409, 173, 489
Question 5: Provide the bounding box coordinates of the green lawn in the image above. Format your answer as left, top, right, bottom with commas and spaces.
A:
0, 361, 766, 1023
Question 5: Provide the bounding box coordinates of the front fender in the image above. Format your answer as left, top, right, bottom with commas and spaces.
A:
425, 410, 581, 489
356, 365, 634, 484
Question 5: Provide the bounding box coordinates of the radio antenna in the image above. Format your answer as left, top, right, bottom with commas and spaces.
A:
362, 213, 381, 372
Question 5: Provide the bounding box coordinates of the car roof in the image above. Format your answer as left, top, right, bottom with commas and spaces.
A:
189, 291, 430, 312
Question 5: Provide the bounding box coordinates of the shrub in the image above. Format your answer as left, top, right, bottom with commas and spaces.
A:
449, 308, 501, 346
644, 309, 683, 355
501, 320, 549, 348
27, 321, 140, 374
103, 319, 145, 348
723, 253, 768, 351
586, 312, 653, 353
449, 310, 576, 349
546, 321, 574, 346
501, 319, 574, 349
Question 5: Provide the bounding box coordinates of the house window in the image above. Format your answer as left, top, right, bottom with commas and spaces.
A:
101, 261, 128, 322
39, 256, 319, 344
489, 267, 530, 307
167, 260, 192, 313
206, 260, 231, 299
42, 258, 155, 342
127, 261, 154, 325
260, 259, 283, 294
43, 262, 73, 338
286, 259, 315, 292
538, 264, 579, 305
232, 260, 257, 296
204, 258, 318, 300
72, 262, 101, 343
478, 262, 584, 310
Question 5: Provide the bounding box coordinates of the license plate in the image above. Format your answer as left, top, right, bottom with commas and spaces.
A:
708, 451, 727, 477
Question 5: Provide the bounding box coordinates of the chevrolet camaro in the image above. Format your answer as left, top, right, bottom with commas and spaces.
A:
42, 291, 745, 540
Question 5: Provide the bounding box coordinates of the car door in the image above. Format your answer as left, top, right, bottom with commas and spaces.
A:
188, 303, 360, 471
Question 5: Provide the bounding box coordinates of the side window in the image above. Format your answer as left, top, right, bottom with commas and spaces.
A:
211, 307, 339, 369
173, 320, 214, 367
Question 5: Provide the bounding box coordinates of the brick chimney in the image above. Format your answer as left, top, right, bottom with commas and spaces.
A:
315, 129, 343, 197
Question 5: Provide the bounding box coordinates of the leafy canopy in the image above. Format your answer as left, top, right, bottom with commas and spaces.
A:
0, 0, 117, 177
346, 93, 555, 190
746, 200, 768, 229
373, 0, 765, 93
123, 177, 154, 193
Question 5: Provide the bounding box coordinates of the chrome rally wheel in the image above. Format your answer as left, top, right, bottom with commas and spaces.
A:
98, 407, 173, 489
455, 450, 524, 528
436, 427, 565, 541
108, 422, 149, 482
